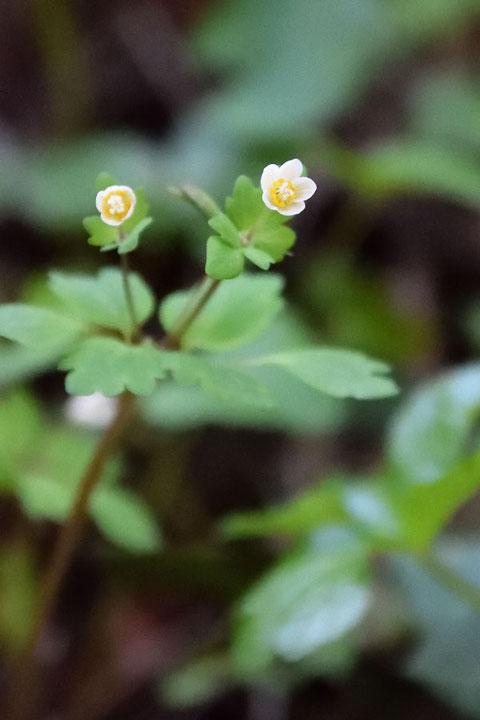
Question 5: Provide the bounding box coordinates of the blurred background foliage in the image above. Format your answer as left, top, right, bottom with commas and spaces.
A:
3, 0, 480, 718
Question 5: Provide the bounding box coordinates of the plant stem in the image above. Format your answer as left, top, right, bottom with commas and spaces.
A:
161, 276, 220, 350
422, 550, 480, 615
8, 267, 222, 719
120, 253, 140, 343
8, 391, 136, 720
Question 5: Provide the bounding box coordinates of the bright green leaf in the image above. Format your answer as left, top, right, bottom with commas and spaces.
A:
243, 246, 275, 270
60, 337, 167, 396
159, 274, 284, 351
205, 235, 245, 280
225, 175, 263, 231
48, 268, 155, 335
208, 212, 241, 248
252, 210, 295, 262
118, 217, 153, 255
83, 216, 118, 247
252, 347, 398, 399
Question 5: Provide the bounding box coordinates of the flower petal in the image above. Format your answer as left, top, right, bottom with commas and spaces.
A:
96, 190, 105, 213
262, 192, 278, 211
294, 177, 317, 201
100, 213, 123, 227
279, 158, 303, 181
276, 200, 305, 216
261, 164, 280, 192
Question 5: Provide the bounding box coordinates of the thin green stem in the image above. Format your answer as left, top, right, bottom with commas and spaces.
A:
421, 550, 480, 615
120, 252, 140, 343
160, 276, 220, 350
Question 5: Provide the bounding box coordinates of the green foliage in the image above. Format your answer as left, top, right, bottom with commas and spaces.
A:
252, 348, 398, 400
205, 176, 295, 279
233, 546, 370, 677
159, 274, 284, 351
48, 268, 155, 337
60, 338, 167, 396
162, 653, 234, 709
145, 311, 347, 434
0, 392, 42, 490
0, 305, 83, 351
389, 540, 480, 718
205, 235, 245, 280
91, 487, 161, 553
0, 546, 36, 653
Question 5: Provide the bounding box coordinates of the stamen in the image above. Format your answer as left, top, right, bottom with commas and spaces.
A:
270, 178, 296, 208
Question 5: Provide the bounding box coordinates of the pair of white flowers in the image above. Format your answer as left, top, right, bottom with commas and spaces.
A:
96, 159, 316, 227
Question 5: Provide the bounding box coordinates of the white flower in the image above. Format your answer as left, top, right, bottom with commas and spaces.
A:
261, 159, 317, 216
96, 185, 136, 226
65, 392, 118, 429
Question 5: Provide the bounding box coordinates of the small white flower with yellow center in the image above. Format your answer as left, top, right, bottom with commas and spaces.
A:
96, 185, 136, 226
261, 159, 317, 216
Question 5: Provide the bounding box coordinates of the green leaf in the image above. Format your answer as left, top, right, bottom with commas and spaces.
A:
159, 274, 284, 351
145, 311, 347, 434
387, 450, 480, 551
83, 216, 118, 247
60, 337, 167, 396
95, 171, 118, 192
205, 235, 245, 280
0, 392, 42, 490
233, 547, 371, 677
162, 652, 233, 709
252, 347, 398, 399
121, 187, 149, 234
0, 304, 83, 351
163, 352, 273, 408
208, 212, 241, 248
243, 246, 275, 270
91, 487, 161, 553
252, 210, 296, 262
118, 217, 153, 255
387, 363, 480, 484
19, 473, 74, 521
0, 545, 36, 653
222, 478, 347, 538
389, 540, 480, 718
225, 175, 263, 231
48, 268, 155, 335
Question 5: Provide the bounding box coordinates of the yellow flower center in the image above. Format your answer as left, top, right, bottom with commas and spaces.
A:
270, 178, 296, 208
102, 189, 134, 222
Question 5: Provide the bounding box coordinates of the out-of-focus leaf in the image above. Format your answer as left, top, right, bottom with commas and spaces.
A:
233, 547, 371, 677
0, 391, 42, 490
162, 652, 233, 709
388, 538, 480, 718
302, 252, 434, 363
0, 305, 83, 351
252, 347, 398, 399
0, 545, 36, 653
159, 274, 284, 351
48, 268, 155, 335
387, 363, 480, 484
91, 487, 161, 553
